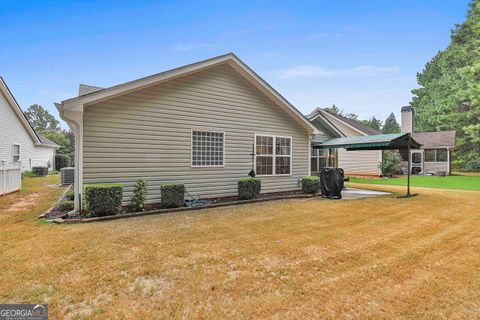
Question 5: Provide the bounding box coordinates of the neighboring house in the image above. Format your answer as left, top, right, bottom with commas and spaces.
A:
307, 108, 383, 176
399, 106, 455, 175
56, 53, 321, 210
0, 77, 58, 172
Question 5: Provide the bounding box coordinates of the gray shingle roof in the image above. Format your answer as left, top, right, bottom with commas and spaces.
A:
412, 131, 456, 148
37, 133, 60, 147
324, 110, 381, 135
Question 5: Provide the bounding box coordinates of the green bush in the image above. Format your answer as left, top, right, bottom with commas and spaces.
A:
465, 158, 480, 172
238, 178, 261, 200
131, 178, 148, 212
379, 151, 401, 177
160, 183, 185, 208
65, 189, 75, 201
55, 154, 71, 170
84, 184, 123, 216
56, 200, 74, 211
302, 176, 320, 194
22, 171, 38, 178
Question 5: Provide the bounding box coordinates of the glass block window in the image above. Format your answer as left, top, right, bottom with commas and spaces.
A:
255, 135, 291, 175
12, 144, 20, 162
191, 130, 224, 167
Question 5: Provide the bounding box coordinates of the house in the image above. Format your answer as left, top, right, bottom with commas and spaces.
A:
56, 53, 322, 210
0, 77, 58, 172
307, 108, 383, 176
399, 106, 455, 175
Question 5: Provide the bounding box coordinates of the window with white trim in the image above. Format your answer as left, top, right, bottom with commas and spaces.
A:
12, 144, 20, 162
255, 135, 291, 175
191, 130, 224, 166
425, 149, 448, 162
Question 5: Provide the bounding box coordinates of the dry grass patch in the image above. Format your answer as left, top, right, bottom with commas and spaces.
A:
1, 178, 480, 319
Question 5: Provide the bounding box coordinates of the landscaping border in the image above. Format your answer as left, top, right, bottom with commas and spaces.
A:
51, 193, 318, 224
39, 184, 72, 219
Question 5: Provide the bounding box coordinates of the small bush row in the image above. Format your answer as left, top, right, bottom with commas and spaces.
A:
81, 175, 320, 217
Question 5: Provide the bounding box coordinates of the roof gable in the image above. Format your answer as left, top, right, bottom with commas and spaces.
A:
61, 53, 319, 134
0, 77, 42, 145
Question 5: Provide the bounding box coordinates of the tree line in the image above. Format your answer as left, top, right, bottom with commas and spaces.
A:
324, 104, 401, 134
25, 104, 74, 170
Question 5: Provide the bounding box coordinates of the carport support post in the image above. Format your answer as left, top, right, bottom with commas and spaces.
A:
398, 133, 418, 198
407, 134, 411, 196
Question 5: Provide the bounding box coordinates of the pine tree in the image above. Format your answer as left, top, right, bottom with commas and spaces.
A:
382, 113, 401, 134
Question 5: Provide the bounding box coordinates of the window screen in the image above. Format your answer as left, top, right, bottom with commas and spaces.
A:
191, 131, 224, 166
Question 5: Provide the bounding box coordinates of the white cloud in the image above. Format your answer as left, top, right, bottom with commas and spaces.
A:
272, 65, 401, 79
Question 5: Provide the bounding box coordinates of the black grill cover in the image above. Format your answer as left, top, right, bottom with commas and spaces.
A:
320, 167, 344, 199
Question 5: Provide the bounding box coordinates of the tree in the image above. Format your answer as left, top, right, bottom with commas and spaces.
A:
411, 0, 480, 170
24, 104, 60, 133
324, 104, 341, 114
382, 113, 401, 134
343, 113, 359, 121
43, 130, 74, 159
379, 151, 401, 177
361, 116, 382, 131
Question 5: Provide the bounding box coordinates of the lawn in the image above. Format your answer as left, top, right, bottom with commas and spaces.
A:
1, 176, 480, 319
349, 173, 480, 191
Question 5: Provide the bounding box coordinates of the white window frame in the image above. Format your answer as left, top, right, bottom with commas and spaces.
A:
190, 129, 225, 168
254, 133, 292, 177
12, 143, 20, 163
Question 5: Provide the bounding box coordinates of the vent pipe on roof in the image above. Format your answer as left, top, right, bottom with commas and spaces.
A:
401, 106, 415, 133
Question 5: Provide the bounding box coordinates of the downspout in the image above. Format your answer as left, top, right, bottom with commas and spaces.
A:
55, 103, 81, 212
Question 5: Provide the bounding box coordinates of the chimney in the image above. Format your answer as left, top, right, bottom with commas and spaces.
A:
401, 106, 415, 133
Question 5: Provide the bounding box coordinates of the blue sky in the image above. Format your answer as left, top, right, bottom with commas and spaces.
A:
0, 0, 470, 128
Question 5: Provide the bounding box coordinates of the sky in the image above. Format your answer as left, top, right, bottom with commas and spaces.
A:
0, 0, 471, 128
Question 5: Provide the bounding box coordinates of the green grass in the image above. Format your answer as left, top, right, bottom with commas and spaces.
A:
349, 174, 480, 191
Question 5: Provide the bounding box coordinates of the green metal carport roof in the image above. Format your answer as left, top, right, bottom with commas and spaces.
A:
312, 133, 422, 150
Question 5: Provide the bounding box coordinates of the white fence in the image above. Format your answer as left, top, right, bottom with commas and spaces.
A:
0, 162, 21, 196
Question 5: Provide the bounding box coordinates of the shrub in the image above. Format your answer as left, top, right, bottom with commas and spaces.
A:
56, 200, 74, 211
131, 178, 148, 212
465, 158, 480, 172
22, 171, 38, 178
84, 184, 123, 216
55, 154, 71, 170
65, 189, 75, 201
161, 183, 185, 208
302, 176, 320, 194
238, 178, 261, 200
379, 151, 401, 177
49, 169, 60, 175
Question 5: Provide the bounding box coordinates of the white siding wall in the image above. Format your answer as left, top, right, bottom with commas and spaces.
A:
83, 64, 310, 204
0, 90, 55, 172
323, 113, 382, 176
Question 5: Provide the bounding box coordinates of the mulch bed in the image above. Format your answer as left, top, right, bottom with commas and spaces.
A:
47, 190, 318, 224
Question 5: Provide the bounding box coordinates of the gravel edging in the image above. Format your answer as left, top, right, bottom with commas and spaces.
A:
51, 193, 318, 224
38, 185, 72, 219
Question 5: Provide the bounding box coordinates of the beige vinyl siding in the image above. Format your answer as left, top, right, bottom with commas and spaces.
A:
322, 112, 382, 176
83, 64, 309, 204
0, 90, 55, 172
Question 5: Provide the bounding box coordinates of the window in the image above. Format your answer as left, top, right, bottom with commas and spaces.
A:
425, 149, 436, 162
311, 148, 335, 173
424, 149, 448, 162
436, 149, 448, 162
412, 152, 422, 164
12, 144, 20, 162
255, 135, 291, 175
191, 130, 224, 167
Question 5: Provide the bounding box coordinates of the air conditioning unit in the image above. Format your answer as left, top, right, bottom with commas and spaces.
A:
60, 167, 75, 185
